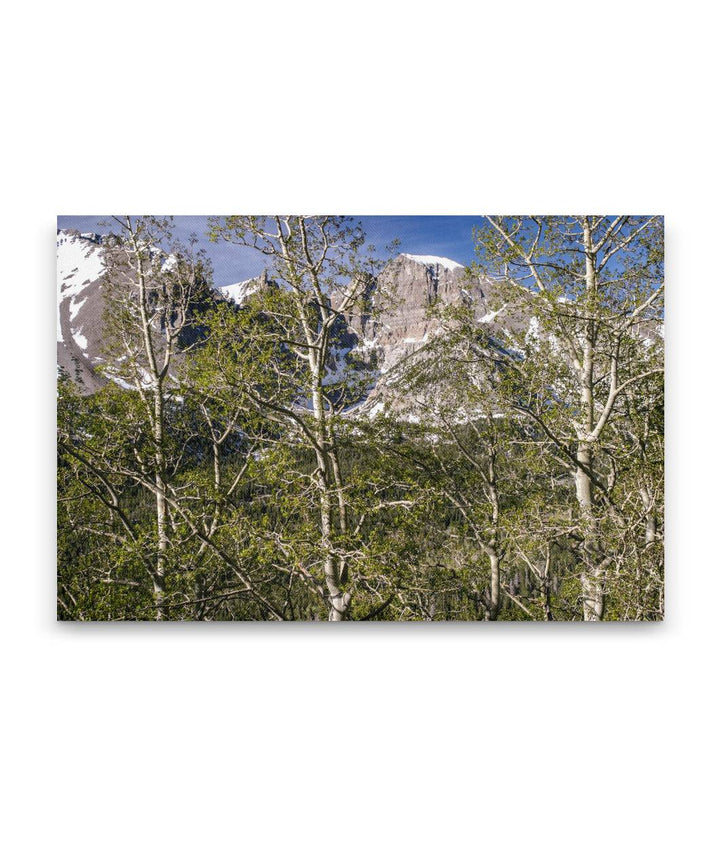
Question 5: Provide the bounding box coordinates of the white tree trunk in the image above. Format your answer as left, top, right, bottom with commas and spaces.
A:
152, 385, 169, 620
311, 371, 349, 621
576, 219, 604, 621
486, 550, 500, 621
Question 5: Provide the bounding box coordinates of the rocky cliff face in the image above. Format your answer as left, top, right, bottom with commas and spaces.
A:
56, 232, 497, 411
344, 253, 493, 377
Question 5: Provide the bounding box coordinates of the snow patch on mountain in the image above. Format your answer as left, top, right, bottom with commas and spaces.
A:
403, 332, 430, 344
218, 279, 261, 305
355, 337, 377, 353
478, 305, 505, 323
323, 346, 353, 386
69, 296, 88, 321
525, 316, 541, 342
402, 253, 464, 272
57, 231, 105, 342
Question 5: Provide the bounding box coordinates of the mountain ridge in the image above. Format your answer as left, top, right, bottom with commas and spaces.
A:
56, 228, 499, 411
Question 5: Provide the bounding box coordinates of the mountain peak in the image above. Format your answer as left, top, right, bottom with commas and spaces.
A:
217, 271, 271, 306
401, 253, 464, 272
57, 228, 102, 246
217, 279, 259, 305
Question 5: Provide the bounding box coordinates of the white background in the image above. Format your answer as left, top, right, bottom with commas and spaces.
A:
1, 1, 717, 853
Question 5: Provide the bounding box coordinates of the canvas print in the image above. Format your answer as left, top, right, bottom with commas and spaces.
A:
57, 215, 664, 621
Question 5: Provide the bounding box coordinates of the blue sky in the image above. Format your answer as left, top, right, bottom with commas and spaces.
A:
57, 215, 486, 287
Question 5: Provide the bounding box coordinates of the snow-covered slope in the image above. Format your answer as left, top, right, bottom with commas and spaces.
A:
217, 278, 263, 305
402, 253, 465, 272
57, 230, 108, 391
57, 228, 245, 392
57, 231, 105, 343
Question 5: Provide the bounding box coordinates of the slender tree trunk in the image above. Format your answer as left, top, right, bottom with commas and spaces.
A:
575, 448, 603, 620
640, 486, 657, 545
311, 375, 349, 621
485, 463, 501, 620
541, 547, 554, 621
152, 385, 169, 620
328, 440, 349, 584
486, 550, 500, 621
130, 227, 170, 621
577, 218, 604, 621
